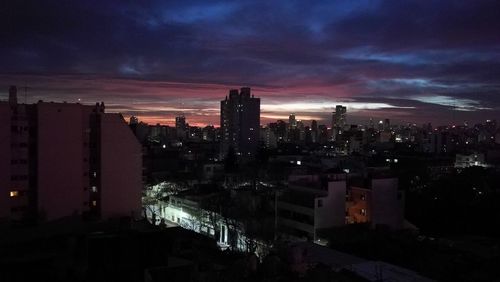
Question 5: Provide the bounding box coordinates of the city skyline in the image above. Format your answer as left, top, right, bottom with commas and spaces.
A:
2, 1, 500, 126
2, 2, 500, 281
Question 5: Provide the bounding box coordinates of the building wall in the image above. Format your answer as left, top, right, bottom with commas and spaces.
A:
0, 103, 11, 220
1, 89, 143, 223
100, 114, 142, 219
315, 181, 346, 229
220, 88, 260, 158
220, 92, 240, 156
370, 178, 403, 229
239, 93, 260, 156
346, 187, 371, 224
9, 104, 32, 220
37, 103, 87, 220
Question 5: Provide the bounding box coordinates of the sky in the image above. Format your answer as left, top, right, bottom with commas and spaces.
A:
1, 0, 500, 126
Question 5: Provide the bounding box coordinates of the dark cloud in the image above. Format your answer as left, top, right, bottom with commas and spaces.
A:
1, 0, 499, 125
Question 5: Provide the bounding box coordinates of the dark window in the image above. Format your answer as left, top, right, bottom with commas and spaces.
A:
11, 175, 28, 181
11, 206, 27, 212
317, 199, 323, 207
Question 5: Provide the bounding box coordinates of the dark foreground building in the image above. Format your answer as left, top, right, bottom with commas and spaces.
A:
0, 86, 142, 223
220, 87, 260, 158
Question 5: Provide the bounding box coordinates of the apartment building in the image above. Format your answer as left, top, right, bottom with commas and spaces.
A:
278, 171, 404, 241
0, 86, 142, 223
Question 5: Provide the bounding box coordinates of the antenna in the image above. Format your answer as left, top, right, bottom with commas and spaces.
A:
453, 97, 457, 126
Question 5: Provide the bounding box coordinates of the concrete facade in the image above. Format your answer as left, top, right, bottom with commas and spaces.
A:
0, 86, 142, 223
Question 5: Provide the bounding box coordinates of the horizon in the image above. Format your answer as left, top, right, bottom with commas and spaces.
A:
1, 83, 497, 128
2, 84, 496, 128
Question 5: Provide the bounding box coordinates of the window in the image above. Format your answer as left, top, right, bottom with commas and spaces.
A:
10, 191, 19, 197
92, 200, 97, 207
11, 175, 28, 181
317, 199, 323, 207
91, 186, 97, 192
361, 194, 366, 201
361, 209, 366, 216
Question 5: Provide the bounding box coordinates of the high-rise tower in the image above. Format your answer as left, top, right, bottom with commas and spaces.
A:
220, 87, 260, 158
331, 105, 347, 141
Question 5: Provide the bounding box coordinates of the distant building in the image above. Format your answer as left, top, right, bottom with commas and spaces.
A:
455, 153, 488, 168
310, 120, 318, 143
289, 113, 297, 129
202, 125, 216, 141
220, 87, 260, 158
261, 126, 278, 149
0, 86, 142, 223
332, 105, 346, 128
175, 115, 187, 139
331, 105, 347, 141
383, 118, 391, 131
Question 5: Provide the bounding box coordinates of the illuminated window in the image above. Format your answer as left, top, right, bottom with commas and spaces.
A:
92, 200, 97, 206
10, 191, 19, 197
91, 186, 97, 192
361, 209, 366, 216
